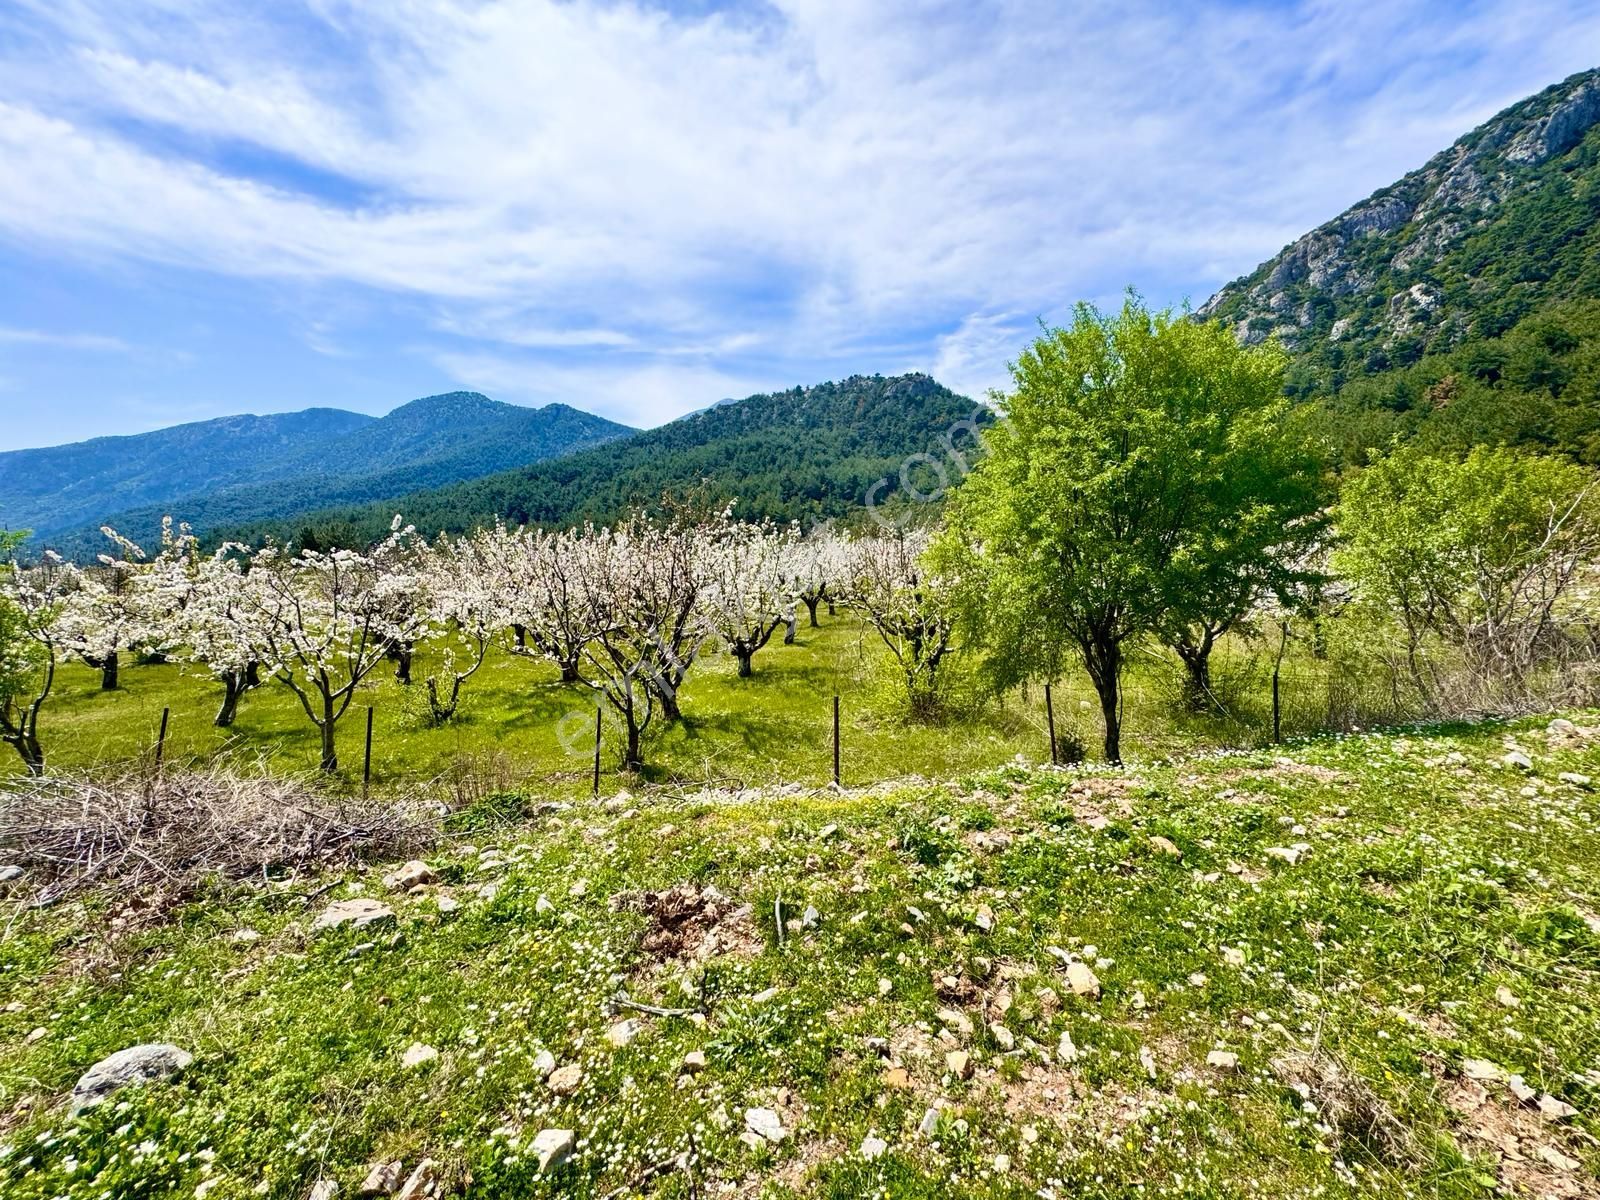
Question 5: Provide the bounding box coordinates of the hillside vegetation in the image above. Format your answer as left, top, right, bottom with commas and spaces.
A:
1200, 68, 1600, 467
263, 374, 987, 547
2, 717, 1597, 1198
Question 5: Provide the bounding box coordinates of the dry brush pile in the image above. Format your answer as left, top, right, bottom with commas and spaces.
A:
0, 763, 435, 908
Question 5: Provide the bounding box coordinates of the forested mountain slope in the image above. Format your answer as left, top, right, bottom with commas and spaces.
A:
25, 393, 632, 557
1200, 67, 1600, 464
0, 408, 374, 539
262, 373, 987, 545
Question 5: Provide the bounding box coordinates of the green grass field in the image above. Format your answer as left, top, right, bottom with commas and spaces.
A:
9, 615, 1359, 794
2, 716, 1598, 1198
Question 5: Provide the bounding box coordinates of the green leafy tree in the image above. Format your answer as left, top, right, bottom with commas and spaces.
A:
1156, 414, 1327, 711
1334, 445, 1600, 708
944, 296, 1321, 760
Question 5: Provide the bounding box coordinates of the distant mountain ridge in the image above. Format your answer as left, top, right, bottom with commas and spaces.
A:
1200, 66, 1600, 394
3, 392, 633, 557
0, 408, 374, 539
244, 373, 989, 546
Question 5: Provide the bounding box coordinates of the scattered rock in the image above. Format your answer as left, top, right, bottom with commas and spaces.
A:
1139, 1045, 1157, 1079
307, 1180, 338, 1200
1462, 1058, 1506, 1083
1495, 985, 1520, 1009
744, 1107, 787, 1143
1264, 844, 1311, 866
1065, 961, 1101, 998
1222, 946, 1246, 968
946, 1049, 973, 1080
974, 904, 995, 933
72, 1043, 194, 1111
818, 823, 840, 840
1149, 835, 1181, 858
394, 1159, 439, 1200
936, 1008, 974, 1038
231, 928, 261, 945
1503, 751, 1534, 771
1057, 1031, 1079, 1063
990, 1024, 1015, 1050
310, 899, 396, 933
882, 1066, 912, 1089
0, 865, 22, 884
400, 1043, 438, 1069
547, 1064, 582, 1095
918, 1107, 942, 1137
532, 1128, 576, 1172
607, 1018, 642, 1048
801, 905, 821, 930
1538, 1094, 1578, 1122
1537, 1144, 1581, 1172
1558, 771, 1592, 787
1509, 1075, 1537, 1104
383, 861, 437, 892
569, 879, 588, 898
1206, 1050, 1240, 1072
531, 1049, 557, 1079
434, 896, 459, 916
860, 1133, 888, 1160
358, 1160, 404, 1195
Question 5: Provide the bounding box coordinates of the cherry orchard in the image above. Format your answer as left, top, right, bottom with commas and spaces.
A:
0, 515, 876, 774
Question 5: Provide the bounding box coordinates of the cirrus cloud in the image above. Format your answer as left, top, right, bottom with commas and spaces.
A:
0, 0, 1598, 448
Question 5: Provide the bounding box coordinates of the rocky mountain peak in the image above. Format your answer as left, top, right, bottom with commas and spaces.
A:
1200, 68, 1600, 378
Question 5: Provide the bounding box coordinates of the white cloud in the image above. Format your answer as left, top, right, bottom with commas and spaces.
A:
0, 325, 130, 352
428, 348, 780, 429
1, 0, 1598, 424
928, 312, 1034, 404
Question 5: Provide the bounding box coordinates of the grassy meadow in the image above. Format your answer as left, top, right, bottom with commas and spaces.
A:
2, 715, 1598, 1198
10, 614, 1364, 794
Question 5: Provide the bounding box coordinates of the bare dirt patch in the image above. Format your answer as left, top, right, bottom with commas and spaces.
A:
611, 883, 764, 967
1448, 1080, 1596, 1198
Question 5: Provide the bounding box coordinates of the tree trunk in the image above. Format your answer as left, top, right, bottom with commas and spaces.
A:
427, 676, 462, 724
100, 651, 119, 691
215, 671, 244, 727
783, 614, 797, 645
657, 689, 682, 723
623, 711, 643, 771
7, 733, 44, 776
319, 698, 338, 773
245, 661, 261, 688
805, 596, 821, 627
390, 646, 413, 686
1083, 638, 1123, 764
1097, 679, 1121, 764
560, 657, 581, 685
1176, 645, 1214, 712
736, 648, 754, 677
512, 623, 528, 649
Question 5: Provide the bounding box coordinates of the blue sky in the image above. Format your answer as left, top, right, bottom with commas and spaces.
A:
1, 0, 1598, 451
